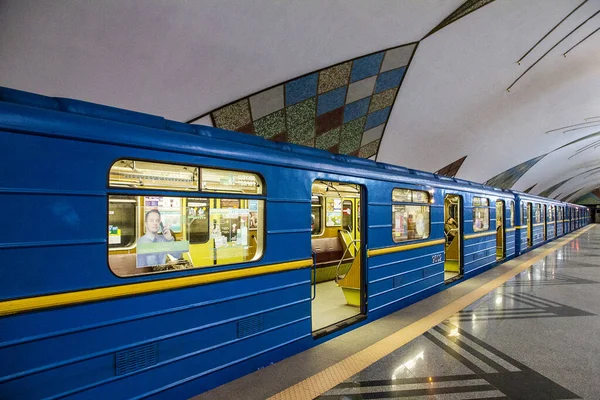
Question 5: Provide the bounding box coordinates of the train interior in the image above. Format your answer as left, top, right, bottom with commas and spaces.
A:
108, 160, 265, 277
310, 180, 364, 334
443, 194, 462, 282
496, 200, 505, 260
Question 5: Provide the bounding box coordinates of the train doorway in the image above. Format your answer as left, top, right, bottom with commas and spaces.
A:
527, 203, 533, 247
310, 180, 365, 335
496, 200, 505, 260
444, 194, 462, 282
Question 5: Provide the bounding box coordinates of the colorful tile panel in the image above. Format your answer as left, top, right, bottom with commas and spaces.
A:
207, 42, 416, 159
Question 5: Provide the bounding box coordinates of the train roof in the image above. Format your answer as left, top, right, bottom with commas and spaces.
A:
0, 86, 583, 207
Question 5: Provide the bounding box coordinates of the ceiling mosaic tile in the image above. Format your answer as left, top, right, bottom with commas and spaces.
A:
317, 86, 346, 116
285, 73, 318, 106
343, 97, 370, 123
346, 75, 377, 104
350, 52, 385, 83
254, 109, 285, 138
539, 178, 572, 198
342, 116, 367, 137
315, 127, 341, 150
485, 155, 546, 189
287, 97, 316, 128
425, 0, 496, 39
340, 128, 363, 154
318, 62, 352, 94
375, 67, 406, 94
202, 42, 417, 159
365, 107, 390, 131
593, 188, 600, 198
369, 88, 397, 114
249, 85, 284, 120
361, 125, 385, 147
212, 99, 252, 131
359, 139, 380, 158
523, 183, 537, 194
435, 156, 467, 177
288, 120, 315, 144
316, 107, 344, 136
380, 45, 415, 73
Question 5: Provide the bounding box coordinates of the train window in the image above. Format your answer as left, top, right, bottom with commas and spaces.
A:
109, 160, 199, 191
109, 160, 264, 196
311, 196, 323, 235
548, 206, 554, 222
509, 201, 515, 227
392, 189, 430, 242
108, 196, 137, 249
342, 200, 353, 231
108, 195, 264, 276
472, 197, 490, 232
201, 168, 263, 195
534, 204, 542, 223
325, 197, 343, 227
522, 204, 528, 224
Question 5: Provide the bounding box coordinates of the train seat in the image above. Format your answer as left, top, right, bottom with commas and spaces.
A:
311, 237, 354, 283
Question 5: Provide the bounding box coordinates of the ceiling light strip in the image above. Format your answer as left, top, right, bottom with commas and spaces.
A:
516, 0, 588, 64
507, 9, 600, 92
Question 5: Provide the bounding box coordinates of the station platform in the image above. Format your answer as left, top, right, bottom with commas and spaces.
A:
195, 224, 599, 400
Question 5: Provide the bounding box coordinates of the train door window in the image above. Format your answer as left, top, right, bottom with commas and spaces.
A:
108, 160, 265, 277
535, 204, 542, 224
311, 196, 323, 235
342, 200, 353, 231
522, 204, 527, 225
509, 201, 515, 227
392, 188, 430, 242
109, 196, 137, 249
472, 197, 490, 232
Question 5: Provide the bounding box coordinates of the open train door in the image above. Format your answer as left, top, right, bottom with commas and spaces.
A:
496, 200, 505, 260
310, 180, 366, 337
444, 194, 463, 282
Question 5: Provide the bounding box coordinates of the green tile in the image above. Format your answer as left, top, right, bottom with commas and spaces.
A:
318, 62, 352, 94
287, 97, 316, 128
316, 127, 341, 150
254, 110, 286, 138
212, 99, 252, 131
340, 117, 365, 154
369, 88, 397, 113
288, 120, 315, 144
359, 139, 380, 158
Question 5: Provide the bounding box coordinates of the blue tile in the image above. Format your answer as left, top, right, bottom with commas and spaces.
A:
350, 52, 384, 83
286, 73, 318, 106
365, 107, 390, 130
343, 97, 370, 123
374, 67, 406, 93
317, 86, 347, 116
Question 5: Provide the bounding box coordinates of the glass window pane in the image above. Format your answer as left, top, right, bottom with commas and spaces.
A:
201, 168, 263, 195
325, 197, 342, 227
311, 196, 322, 235
510, 201, 515, 227
108, 196, 137, 249
412, 191, 429, 203
392, 188, 411, 202
109, 160, 198, 191
108, 195, 265, 276
473, 206, 490, 231
342, 200, 353, 231
392, 205, 430, 242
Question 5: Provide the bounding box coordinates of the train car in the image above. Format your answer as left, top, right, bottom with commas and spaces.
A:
0, 87, 589, 399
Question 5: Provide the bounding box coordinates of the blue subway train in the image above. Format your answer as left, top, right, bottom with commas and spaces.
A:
0, 87, 590, 399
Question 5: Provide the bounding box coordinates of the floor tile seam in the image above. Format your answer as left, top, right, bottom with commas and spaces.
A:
269, 226, 595, 400
323, 378, 491, 394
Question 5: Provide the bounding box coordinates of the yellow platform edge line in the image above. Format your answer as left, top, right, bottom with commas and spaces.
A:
269, 225, 595, 400
0, 258, 313, 317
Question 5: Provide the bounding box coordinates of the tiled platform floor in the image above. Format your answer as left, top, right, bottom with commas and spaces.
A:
196, 226, 599, 400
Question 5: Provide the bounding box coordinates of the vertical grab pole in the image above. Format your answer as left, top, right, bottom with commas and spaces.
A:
311, 251, 317, 300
